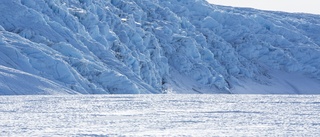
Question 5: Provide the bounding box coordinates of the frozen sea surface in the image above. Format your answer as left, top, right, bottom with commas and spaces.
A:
1, 95, 320, 136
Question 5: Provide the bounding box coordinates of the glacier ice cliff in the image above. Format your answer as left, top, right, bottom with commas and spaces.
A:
0, 0, 320, 94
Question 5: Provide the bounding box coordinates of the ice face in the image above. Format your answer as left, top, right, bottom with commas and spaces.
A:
0, 0, 319, 94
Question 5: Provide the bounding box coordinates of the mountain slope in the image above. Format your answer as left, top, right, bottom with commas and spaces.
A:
0, 0, 319, 94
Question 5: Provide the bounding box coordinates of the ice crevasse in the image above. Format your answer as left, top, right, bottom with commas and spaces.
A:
0, 0, 320, 95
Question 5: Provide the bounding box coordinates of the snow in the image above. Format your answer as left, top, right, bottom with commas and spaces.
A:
0, 0, 320, 94
1, 95, 320, 136
232, 70, 320, 94
0, 65, 77, 95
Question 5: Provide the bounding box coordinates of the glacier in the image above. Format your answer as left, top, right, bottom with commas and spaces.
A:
0, 0, 320, 94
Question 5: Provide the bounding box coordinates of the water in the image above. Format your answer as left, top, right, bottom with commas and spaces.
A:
0, 95, 319, 136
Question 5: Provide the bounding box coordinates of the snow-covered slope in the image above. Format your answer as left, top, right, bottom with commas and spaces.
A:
0, 0, 319, 95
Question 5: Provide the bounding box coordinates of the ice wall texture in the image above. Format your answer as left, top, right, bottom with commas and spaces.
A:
0, 0, 319, 94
